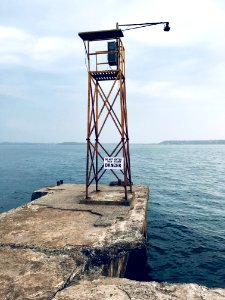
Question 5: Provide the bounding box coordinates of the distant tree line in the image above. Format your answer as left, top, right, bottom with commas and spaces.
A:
159, 140, 225, 145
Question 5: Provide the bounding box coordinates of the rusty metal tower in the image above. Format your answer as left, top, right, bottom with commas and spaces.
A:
79, 26, 132, 200
78, 21, 170, 200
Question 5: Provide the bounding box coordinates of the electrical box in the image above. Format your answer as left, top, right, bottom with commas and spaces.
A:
108, 41, 118, 66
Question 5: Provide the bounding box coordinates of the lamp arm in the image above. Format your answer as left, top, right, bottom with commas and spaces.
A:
118, 22, 170, 32
119, 22, 167, 27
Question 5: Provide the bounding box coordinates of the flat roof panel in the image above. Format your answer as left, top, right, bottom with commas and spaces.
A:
78, 29, 123, 41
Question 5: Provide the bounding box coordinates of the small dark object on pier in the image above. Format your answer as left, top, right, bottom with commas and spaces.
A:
109, 179, 123, 186
109, 179, 133, 187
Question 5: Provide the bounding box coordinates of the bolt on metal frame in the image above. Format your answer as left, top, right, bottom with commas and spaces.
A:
79, 29, 132, 200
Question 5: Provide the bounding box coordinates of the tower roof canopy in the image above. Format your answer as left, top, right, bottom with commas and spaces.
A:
78, 29, 123, 41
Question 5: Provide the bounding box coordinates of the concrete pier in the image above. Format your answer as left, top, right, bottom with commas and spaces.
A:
1, 184, 225, 299
0, 184, 148, 299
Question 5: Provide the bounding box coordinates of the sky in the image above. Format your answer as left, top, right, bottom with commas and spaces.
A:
0, 0, 225, 143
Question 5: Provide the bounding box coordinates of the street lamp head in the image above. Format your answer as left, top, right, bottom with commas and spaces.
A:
164, 22, 170, 32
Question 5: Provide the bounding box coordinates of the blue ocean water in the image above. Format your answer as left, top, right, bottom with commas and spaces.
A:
0, 143, 225, 288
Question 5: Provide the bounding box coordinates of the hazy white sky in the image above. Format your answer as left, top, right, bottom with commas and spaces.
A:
0, 0, 224, 143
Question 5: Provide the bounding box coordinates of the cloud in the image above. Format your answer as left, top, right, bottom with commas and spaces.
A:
0, 26, 29, 39
0, 0, 225, 142
32, 36, 80, 65
0, 26, 81, 71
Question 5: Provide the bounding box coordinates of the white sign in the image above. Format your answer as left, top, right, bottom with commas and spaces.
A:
104, 157, 124, 170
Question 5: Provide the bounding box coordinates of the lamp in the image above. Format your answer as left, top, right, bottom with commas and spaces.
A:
164, 22, 170, 32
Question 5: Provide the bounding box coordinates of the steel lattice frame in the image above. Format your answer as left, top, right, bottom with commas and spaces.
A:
85, 38, 132, 199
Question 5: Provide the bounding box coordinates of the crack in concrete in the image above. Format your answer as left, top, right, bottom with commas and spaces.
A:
31, 204, 103, 217
117, 286, 132, 300
49, 269, 84, 300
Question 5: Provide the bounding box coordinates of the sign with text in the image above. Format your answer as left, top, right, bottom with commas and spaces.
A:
104, 157, 124, 170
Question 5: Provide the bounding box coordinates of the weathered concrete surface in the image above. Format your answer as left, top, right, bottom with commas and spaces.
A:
0, 248, 78, 300
0, 184, 147, 250
2, 183, 224, 299
53, 277, 225, 300
0, 184, 148, 299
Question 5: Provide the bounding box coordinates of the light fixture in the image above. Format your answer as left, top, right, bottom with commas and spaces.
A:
164, 22, 170, 32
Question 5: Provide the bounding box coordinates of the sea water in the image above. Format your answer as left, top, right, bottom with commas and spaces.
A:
0, 143, 225, 287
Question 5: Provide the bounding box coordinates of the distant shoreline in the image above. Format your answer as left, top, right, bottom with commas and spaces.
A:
1, 140, 225, 145
159, 140, 225, 145
0, 142, 85, 145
